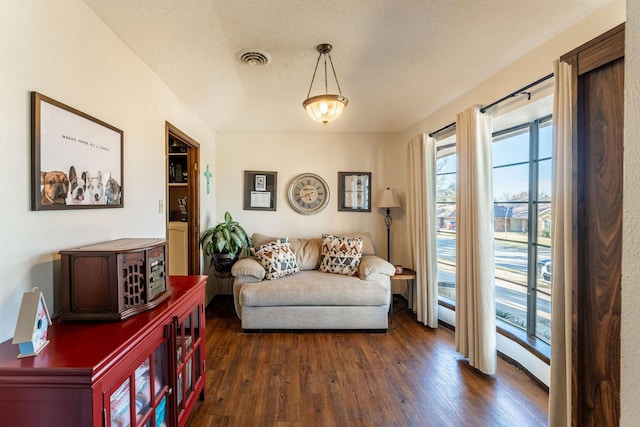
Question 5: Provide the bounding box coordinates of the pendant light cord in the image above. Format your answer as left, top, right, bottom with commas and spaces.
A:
306, 50, 345, 98
327, 53, 344, 96
306, 52, 323, 99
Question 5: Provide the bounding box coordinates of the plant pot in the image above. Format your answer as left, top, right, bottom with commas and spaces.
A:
211, 253, 237, 273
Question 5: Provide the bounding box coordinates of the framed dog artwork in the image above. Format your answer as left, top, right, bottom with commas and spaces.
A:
31, 92, 124, 210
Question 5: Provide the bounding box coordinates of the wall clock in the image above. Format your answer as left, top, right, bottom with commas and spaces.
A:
288, 173, 330, 215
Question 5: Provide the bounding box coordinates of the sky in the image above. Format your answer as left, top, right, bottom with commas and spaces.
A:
437, 121, 552, 201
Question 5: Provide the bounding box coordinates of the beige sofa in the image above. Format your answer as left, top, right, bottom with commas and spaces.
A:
231, 232, 396, 330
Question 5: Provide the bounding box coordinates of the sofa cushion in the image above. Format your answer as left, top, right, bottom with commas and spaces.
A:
289, 237, 322, 270
255, 238, 300, 280
252, 233, 322, 271
251, 232, 375, 271
240, 270, 389, 307
251, 233, 280, 248
319, 234, 363, 276
343, 232, 376, 255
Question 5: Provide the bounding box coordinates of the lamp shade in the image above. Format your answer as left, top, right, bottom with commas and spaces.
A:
303, 94, 348, 124
377, 188, 401, 209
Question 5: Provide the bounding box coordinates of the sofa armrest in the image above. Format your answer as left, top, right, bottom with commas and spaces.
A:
231, 257, 265, 319
358, 255, 396, 280
231, 257, 266, 281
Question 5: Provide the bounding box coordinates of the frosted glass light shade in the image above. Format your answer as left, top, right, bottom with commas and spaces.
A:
303, 94, 348, 124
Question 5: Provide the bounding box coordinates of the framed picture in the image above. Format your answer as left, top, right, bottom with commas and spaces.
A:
31, 92, 123, 210
244, 170, 277, 211
338, 172, 371, 212
255, 174, 267, 191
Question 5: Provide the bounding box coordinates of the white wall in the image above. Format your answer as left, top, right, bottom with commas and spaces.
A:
0, 0, 215, 342
214, 132, 396, 259
622, 0, 640, 424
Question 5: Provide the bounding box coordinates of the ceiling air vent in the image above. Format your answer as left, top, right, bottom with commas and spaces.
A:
237, 49, 271, 66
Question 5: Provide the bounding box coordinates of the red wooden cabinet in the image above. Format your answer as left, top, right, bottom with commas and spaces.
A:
0, 276, 206, 427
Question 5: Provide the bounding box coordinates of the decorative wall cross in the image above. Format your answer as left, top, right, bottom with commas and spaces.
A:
204, 165, 212, 194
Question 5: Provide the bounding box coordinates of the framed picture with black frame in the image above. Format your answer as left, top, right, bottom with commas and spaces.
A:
244, 170, 277, 211
338, 172, 371, 212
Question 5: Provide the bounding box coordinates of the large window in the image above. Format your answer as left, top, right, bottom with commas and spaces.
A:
492, 117, 552, 343
435, 117, 552, 344
436, 139, 456, 302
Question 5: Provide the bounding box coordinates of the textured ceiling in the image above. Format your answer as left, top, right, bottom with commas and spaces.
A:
83, 0, 610, 133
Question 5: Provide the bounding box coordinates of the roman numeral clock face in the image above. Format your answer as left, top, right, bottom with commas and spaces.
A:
287, 173, 330, 215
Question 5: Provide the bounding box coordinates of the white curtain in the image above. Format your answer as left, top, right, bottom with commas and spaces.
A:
407, 134, 439, 327
454, 106, 497, 375
549, 59, 573, 427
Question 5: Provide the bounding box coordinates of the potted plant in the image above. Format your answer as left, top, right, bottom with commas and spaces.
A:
200, 211, 252, 273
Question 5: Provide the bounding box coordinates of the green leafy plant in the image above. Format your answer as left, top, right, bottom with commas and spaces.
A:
200, 211, 251, 271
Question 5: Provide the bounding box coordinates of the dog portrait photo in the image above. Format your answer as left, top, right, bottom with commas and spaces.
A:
40, 170, 70, 205
68, 165, 86, 204
105, 172, 122, 205
31, 92, 123, 210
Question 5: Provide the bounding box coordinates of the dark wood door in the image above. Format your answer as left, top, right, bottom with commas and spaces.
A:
561, 23, 624, 427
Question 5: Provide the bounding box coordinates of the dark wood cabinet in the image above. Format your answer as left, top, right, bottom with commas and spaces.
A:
60, 238, 169, 321
0, 275, 206, 427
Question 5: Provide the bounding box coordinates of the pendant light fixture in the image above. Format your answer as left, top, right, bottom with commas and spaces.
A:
303, 43, 348, 124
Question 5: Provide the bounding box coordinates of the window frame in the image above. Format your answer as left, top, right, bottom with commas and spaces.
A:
492, 114, 552, 341
433, 113, 553, 349
435, 135, 457, 304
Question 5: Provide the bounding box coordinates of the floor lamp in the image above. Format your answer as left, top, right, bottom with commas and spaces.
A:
377, 188, 402, 262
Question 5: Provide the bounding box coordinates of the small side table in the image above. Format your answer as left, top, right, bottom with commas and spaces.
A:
389, 268, 417, 322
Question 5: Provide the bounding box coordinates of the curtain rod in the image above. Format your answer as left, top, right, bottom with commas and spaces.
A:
428, 72, 554, 138
428, 121, 456, 138
479, 72, 554, 113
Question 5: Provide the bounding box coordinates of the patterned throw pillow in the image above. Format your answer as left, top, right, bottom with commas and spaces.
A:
255, 238, 300, 280
319, 234, 363, 276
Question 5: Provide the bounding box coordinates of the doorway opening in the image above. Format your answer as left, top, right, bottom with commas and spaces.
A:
166, 122, 200, 275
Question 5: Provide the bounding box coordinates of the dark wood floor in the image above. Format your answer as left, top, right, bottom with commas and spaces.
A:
187, 296, 548, 427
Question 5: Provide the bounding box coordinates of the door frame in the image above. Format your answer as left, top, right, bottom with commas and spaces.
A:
561, 23, 624, 426
165, 122, 200, 275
